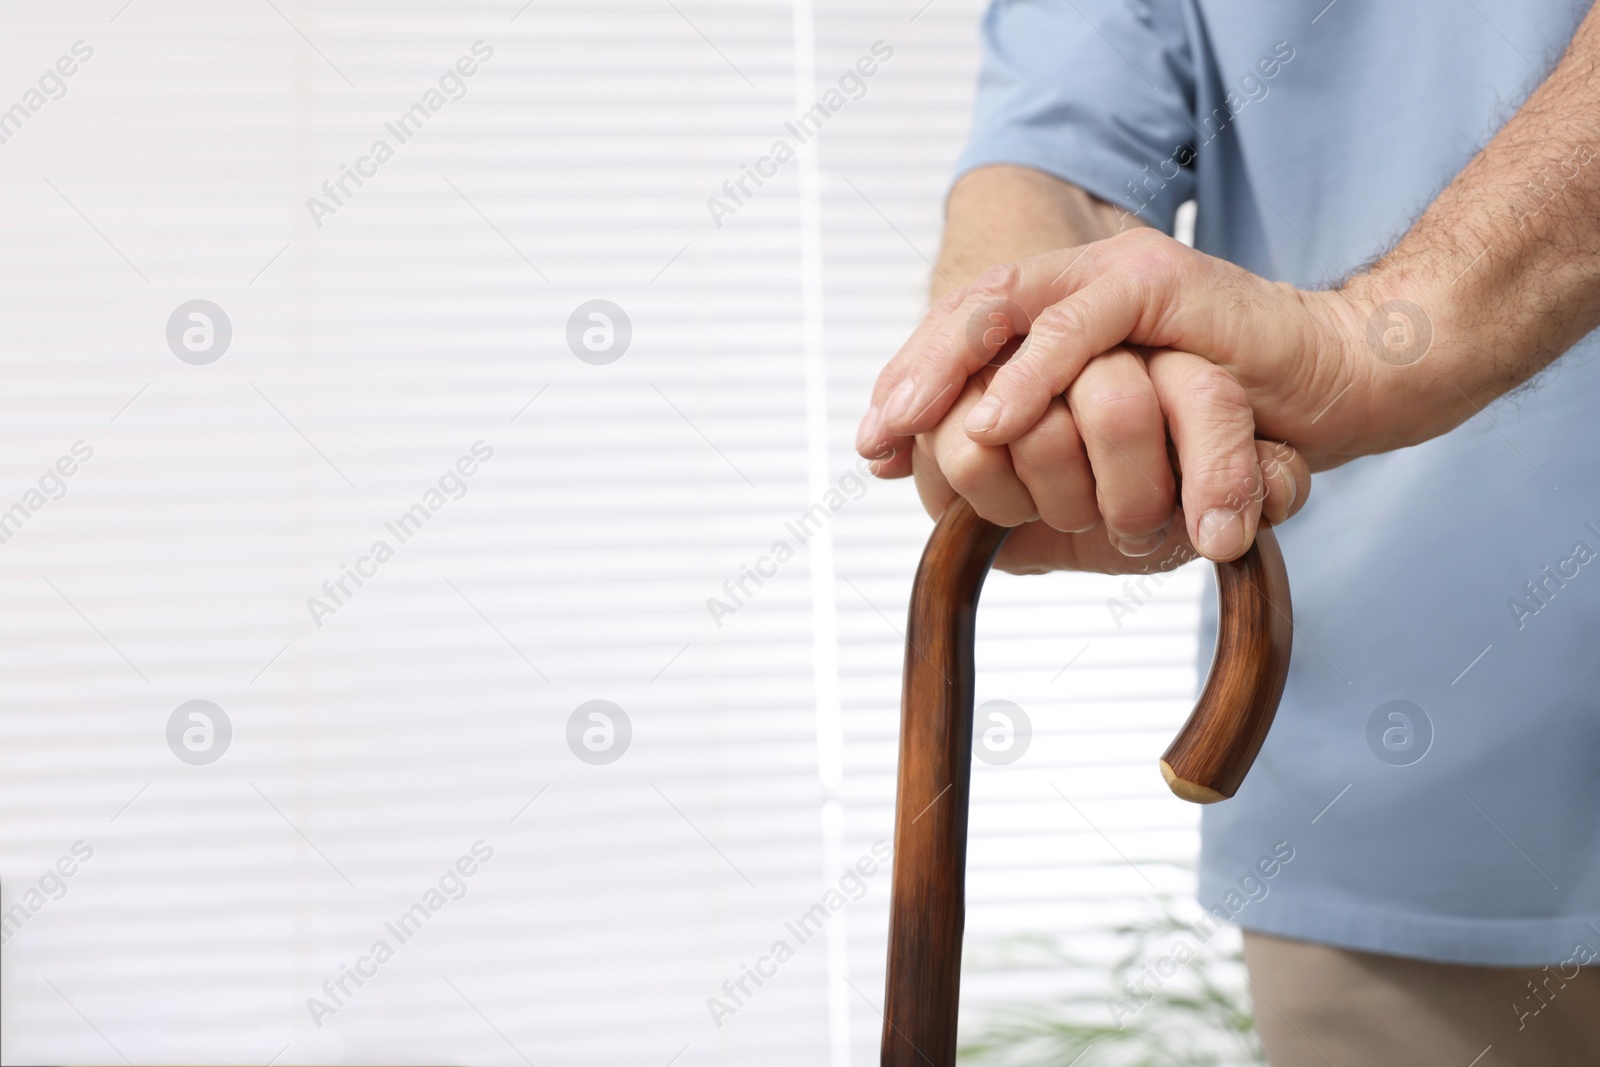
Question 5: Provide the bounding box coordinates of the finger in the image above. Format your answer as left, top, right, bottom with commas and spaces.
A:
922, 375, 1038, 527
877, 293, 1031, 438
868, 446, 913, 479
1143, 348, 1262, 562
993, 440, 1311, 577
1041, 228, 1314, 390
964, 270, 1162, 445
1065, 349, 1176, 557
856, 284, 972, 459
859, 414, 911, 478
911, 432, 957, 519
968, 229, 1327, 445
876, 251, 1095, 441
1256, 439, 1311, 524
1007, 396, 1101, 534
993, 514, 1197, 576
993, 520, 1080, 575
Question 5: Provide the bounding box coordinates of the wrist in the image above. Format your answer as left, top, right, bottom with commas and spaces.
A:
1319, 268, 1462, 456
1284, 280, 1404, 463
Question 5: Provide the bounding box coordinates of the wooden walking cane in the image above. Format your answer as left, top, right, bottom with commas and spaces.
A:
880, 495, 1293, 1066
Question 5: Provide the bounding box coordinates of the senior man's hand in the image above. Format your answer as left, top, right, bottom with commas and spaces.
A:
858, 228, 1379, 560
908, 345, 1312, 574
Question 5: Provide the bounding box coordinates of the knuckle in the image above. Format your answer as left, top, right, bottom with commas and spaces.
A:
1183, 367, 1252, 424
997, 356, 1060, 404
971, 261, 1022, 297
1011, 409, 1077, 463
930, 285, 967, 317
1029, 301, 1087, 341
1079, 384, 1160, 443
1037, 496, 1099, 534
1100, 491, 1174, 536
941, 442, 995, 497
1110, 233, 1192, 314
971, 497, 1033, 528
1123, 226, 1186, 269
942, 443, 1033, 526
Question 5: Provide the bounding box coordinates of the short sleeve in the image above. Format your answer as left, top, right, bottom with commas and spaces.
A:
954, 0, 1198, 231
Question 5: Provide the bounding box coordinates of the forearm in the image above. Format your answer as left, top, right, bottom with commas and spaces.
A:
1357, 4, 1600, 443
933, 164, 1139, 299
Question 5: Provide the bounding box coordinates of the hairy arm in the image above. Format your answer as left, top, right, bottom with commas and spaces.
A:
1358, 14, 1600, 439
860, 5, 1600, 562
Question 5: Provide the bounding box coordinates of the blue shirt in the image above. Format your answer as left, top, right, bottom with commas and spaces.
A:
957, 0, 1600, 965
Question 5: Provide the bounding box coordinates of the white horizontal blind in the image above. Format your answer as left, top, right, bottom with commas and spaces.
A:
0, 2, 1212, 1064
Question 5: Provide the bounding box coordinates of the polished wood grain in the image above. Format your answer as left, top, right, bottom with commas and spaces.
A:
880, 497, 1293, 1066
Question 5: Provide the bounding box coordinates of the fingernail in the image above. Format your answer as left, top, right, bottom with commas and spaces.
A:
1197, 508, 1245, 559
1111, 528, 1167, 557
1280, 467, 1298, 513
882, 379, 917, 427
856, 406, 882, 453
966, 396, 1002, 434
867, 448, 897, 477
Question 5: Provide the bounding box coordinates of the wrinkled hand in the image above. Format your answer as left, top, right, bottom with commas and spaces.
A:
859, 228, 1393, 562
906, 349, 1310, 574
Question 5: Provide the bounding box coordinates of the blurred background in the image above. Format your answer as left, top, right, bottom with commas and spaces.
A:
0, 1, 1234, 1063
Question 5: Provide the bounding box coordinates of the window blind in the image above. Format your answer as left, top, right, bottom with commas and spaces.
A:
0, 1, 1214, 1063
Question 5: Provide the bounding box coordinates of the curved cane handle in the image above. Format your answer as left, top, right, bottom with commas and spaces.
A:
1160, 513, 1293, 801
880, 496, 1292, 1066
